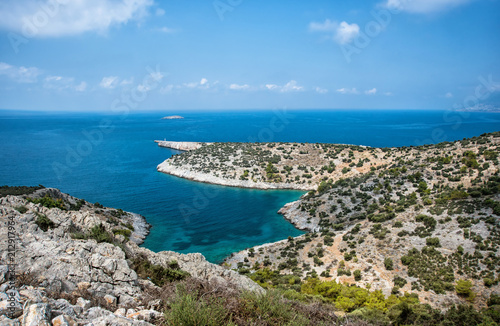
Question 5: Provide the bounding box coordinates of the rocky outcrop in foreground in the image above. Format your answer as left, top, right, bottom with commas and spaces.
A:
0, 188, 261, 325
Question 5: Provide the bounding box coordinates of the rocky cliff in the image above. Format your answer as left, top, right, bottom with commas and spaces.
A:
157, 160, 314, 190
0, 188, 262, 325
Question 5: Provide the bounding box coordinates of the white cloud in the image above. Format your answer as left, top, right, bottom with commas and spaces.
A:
44, 75, 85, 91
365, 88, 377, 95
229, 83, 250, 90
281, 80, 304, 92
265, 80, 304, 93
137, 84, 150, 92
309, 19, 359, 44
150, 71, 164, 82
0, 0, 154, 37
100, 76, 119, 89
0, 62, 41, 83
160, 84, 174, 93
156, 26, 176, 34
336, 87, 359, 95
309, 19, 337, 32
136, 71, 164, 92
335, 21, 360, 44
315, 87, 328, 94
383, 0, 473, 14
155, 8, 165, 16
445, 92, 453, 98
120, 77, 134, 85
184, 78, 214, 89
75, 81, 87, 92
384, 92, 393, 96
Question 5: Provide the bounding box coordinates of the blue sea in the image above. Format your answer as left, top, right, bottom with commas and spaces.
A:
1, 109, 499, 263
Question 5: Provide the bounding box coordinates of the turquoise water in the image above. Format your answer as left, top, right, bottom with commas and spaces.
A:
0, 109, 499, 262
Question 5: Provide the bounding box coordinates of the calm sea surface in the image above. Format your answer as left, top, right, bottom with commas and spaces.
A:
1, 109, 499, 262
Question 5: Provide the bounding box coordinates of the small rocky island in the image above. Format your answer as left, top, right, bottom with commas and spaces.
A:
161, 115, 184, 120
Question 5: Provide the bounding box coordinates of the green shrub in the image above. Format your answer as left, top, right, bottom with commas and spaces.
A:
442, 304, 487, 325
112, 228, 132, 238
121, 222, 134, 230
240, 290, 311, 324
415, 214, 437, 229
314, 256, 324, 266
89, 224, 114, 243
354, 269, 361, 281
393, 221, 403, 228
483, 278, 495, 287
164, 285, 228, 326
27, 195, 65, 210
35, 213, 55, 231
488, 294, 500, 307
323, 235, 334, 246
384, 258, 394, 270
69, 199, 85, 211
426, 237, 440, 247
455, 279, 476, 302
393, 276, 407, 288
350, 307, 391, 325
15, 205, 28, 214
400, 247, 454, 294
132, 254, 189, 287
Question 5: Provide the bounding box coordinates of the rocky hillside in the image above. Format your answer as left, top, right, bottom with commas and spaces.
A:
224, 132, 500, 311
0, 187, 261, 325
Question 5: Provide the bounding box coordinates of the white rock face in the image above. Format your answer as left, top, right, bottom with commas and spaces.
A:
21, 304, 51, 326
155, 141, 211, 151
278, 200, 320, 231
157, 160, 315, 191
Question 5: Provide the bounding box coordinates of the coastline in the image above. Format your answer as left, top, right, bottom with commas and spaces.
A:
129, 212, 151, 245
156, 160, 316, 191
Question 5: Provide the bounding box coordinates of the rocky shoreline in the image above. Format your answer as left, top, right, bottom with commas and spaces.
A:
0, 188, 262, 325
156, 160, 315, 191
155, 140, 210, 151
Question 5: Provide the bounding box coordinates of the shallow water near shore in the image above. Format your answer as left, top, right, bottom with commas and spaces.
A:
1, 109, 499, 263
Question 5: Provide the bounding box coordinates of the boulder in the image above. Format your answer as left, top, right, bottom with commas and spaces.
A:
21, 303, 51, 326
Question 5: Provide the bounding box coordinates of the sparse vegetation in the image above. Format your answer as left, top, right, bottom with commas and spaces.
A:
0, 185, 44, 197
35, 213, 55, 231
164, 132, 500, 322
131, 254, 189, 287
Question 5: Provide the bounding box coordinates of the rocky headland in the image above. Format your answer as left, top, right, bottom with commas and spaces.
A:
156, 142, 383, 190
155, 141, 210, 152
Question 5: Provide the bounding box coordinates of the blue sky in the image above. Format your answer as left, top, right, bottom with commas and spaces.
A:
0, 0, 499, 111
